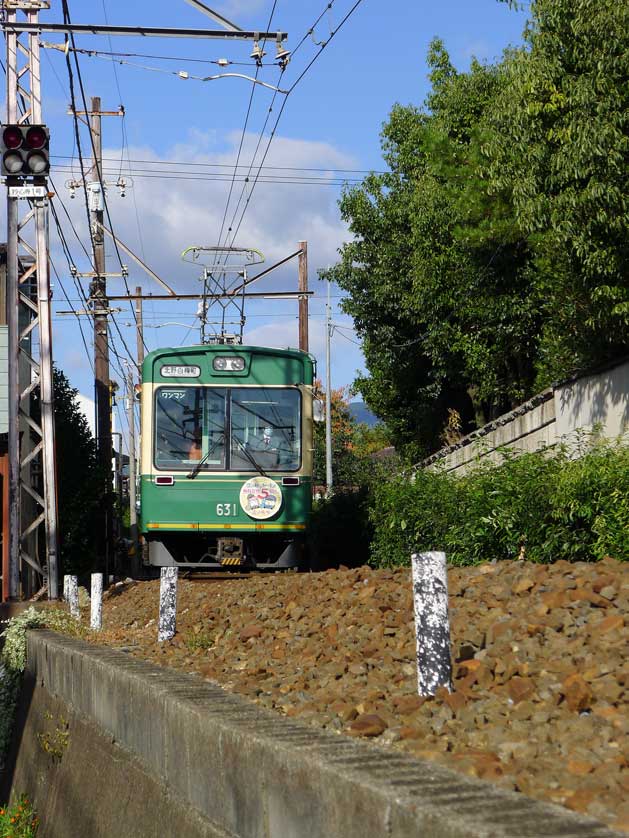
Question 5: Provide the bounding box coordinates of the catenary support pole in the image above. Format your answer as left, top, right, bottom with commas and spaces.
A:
35, 200, 59, 599
158, 567, 178, 642
298, 240, 308, 353
5, 2, 59, 599
411, 551, 452, 697
6, 193, 19, 600
90, 573, 103, 630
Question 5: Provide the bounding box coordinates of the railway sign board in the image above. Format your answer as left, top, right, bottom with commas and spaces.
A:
8, 184, 47, 198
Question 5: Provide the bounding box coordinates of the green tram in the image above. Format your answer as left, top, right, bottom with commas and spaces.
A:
139, 344, 315, 570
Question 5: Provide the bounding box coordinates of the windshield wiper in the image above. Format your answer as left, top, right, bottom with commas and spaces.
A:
186, 432, 224, 479
234, 437, 268, 477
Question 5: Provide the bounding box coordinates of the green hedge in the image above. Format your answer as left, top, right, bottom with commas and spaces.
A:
308, 487, 373, 570
369, 439, 629, 567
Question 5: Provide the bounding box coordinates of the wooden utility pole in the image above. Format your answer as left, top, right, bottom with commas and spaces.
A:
135, 285, 144, 366
88, 95, 113, 575
90, 96, 109, 466
298, 240, 308, 352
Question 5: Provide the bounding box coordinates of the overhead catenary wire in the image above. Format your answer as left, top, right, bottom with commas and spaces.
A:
208, 1, 278, 277
50, 154, 385, 176
45, 48, 290, 92
225, 0, 366, 254
61, 0, 149, 355
46, 44, 279, 68
52, 166, 364, 187
49, 256, 95, 375
39, 2, 366, 359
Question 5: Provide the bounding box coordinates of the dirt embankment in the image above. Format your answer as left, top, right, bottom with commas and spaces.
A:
81, 557, 627, 834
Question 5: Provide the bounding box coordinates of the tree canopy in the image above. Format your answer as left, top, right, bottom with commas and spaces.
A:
327, 0, 629, 460
41, 369, 108, 575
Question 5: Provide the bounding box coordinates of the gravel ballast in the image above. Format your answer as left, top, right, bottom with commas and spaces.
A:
78, 557, 627, 834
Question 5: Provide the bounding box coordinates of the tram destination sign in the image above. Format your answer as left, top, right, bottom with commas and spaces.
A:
161, 364, 201, 378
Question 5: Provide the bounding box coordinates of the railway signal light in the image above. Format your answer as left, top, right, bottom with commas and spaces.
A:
1, 124, 50, 177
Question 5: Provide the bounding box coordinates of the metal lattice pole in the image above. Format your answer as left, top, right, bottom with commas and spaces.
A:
4, 0, 59, 599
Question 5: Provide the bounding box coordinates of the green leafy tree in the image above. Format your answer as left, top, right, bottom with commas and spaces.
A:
54, 369, 110, 575
313, 382, 361, 487
490, 0, 629, 383
329, 1, 629, 458
33, 368, 108, 576
327, 41, 539, 458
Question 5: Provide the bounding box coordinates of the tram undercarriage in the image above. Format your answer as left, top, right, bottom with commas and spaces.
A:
145, 532, 305, 570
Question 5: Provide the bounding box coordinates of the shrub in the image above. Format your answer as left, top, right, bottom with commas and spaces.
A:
369, 439, 629, 567
308, 488, 373, 570
0, 607, 83, 765
0, 795, 39, 837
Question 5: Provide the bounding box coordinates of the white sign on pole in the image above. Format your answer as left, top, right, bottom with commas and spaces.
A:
8, 185, 48, 199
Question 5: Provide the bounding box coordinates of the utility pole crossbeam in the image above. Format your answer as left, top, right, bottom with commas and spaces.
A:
1, 22, 287, 40
4, 0, 59, 599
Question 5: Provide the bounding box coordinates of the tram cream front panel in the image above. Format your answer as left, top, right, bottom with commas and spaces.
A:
140, 382, 314, 478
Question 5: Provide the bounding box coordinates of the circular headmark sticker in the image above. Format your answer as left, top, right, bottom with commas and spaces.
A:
239, 476, 283, 520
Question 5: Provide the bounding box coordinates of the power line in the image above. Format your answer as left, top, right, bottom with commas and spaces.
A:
52, 166, 363, 186
50, 154, 384, 176
226, 0, 366, 252
62, 0, 148, 353
99, 0, 125, 180
49, 44, 277, 68
212, 1, 278, 257
49, 256, 94, 374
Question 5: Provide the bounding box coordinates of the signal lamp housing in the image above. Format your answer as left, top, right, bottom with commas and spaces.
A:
1, 124, 50, 177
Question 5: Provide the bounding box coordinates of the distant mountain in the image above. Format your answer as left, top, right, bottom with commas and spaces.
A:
348, 401, 379, 427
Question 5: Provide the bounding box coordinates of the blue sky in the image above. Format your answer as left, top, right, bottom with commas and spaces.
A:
4, 0, 528, 437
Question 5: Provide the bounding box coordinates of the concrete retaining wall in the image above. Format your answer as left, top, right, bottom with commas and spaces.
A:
3, 630, 621, 838
422, 358, 629, 476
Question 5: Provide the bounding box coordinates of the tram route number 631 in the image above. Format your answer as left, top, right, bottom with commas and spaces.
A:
216, 503, 238, 517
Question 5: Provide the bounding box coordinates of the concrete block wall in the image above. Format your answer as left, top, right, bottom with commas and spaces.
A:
423, 358, 629, 476
6, 630, 621, 838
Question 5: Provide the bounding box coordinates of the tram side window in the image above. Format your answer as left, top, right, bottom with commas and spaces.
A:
154, 388, 226, 469
231, 388, 300, 472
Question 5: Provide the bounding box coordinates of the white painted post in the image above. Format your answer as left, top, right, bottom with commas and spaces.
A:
67, 575, 80, 620
158, 567, 178, 642
90, 573, 103, 631
63, 574, 70, 602
411, 551, 452, 696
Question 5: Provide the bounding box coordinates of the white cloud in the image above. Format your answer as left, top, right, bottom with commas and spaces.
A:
461, 40, 492, 62
244, 315, 364, 392
43, 128, 365, 388
215, 0, 267, 18
93, 129, 353, 296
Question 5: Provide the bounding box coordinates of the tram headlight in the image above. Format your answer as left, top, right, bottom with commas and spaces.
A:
213, 356, 245, 372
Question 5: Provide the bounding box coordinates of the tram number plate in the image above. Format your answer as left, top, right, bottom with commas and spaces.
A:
216, 503, 238, 517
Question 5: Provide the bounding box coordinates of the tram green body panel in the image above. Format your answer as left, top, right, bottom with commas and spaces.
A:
142, 345, 314, 387
139, 345, 315, 553
140, 475, 312, 533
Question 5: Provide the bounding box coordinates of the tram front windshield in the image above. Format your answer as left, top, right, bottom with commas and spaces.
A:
154, 387, 300, 472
